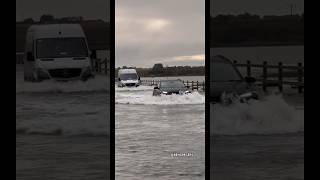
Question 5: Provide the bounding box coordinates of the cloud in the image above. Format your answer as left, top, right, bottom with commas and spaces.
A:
173, 54, 205, 62
145, 19, 171, 32
115, 0, 205, 67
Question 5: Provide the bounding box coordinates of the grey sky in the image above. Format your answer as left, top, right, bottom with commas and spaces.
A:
211, 0, 304, 16
16, 0, 109, 21
116, 0, 205, 68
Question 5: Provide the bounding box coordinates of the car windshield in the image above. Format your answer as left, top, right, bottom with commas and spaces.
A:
161, 81, 185, 88
120, 73, 138, 80
211, 61, 242, 82
36, 38, 88, 58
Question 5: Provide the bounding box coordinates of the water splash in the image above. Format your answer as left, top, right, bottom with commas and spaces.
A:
211, 95, 304, 135
116, 86, 205, 105
16, 74, 109, 94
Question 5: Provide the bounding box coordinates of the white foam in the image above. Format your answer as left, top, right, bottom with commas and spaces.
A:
16, 74, 109, 93
115, 85, 154, 92
211, 95, 304, 135
116, 87, 205, 105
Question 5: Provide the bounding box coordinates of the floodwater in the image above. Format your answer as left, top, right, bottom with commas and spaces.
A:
16, 66, 110, 180
115, 85, 205, 180
210, 94, 304, 180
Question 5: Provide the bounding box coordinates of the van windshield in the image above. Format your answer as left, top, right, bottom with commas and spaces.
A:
36, 38, 88, 58
120, 73, 138, 80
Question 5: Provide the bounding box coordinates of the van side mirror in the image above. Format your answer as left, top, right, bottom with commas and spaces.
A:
118, 78, 121, 81
27, 52, 34, 62
245, 76, 256, 83
138, 76, 141, 80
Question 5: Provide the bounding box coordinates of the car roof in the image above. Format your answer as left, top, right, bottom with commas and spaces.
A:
211, 55, 234, 64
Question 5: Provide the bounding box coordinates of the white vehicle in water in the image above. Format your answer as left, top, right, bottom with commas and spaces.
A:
117, 69, 140, 87
23, 24, 94, 82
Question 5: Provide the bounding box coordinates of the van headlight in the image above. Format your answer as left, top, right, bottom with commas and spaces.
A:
240, 92, 258, 100
82, 66, 92, 76
162, 91, 168, 94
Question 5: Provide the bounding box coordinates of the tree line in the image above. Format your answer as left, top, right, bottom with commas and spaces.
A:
211, 13, 304, 47
116, 64, 205, 77
17, 14, 103, 24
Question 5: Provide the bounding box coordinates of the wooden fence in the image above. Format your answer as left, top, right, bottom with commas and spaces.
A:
92, 58, 109, 75
233, 60, 304, 93
140, 80, 205, 91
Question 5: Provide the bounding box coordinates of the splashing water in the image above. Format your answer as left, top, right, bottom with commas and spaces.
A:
115, 85, 154, 92
211, 95, 304, 135
115, 85, 205, 105
16, 74, 109, 94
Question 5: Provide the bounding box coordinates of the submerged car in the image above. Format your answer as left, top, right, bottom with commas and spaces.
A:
153, 80, 191, 96
210, 55, 258, 104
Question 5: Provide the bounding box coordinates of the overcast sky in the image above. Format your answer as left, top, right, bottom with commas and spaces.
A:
16, 0, 109, 21
116, 0, 205, 68
17, 0, 303, 68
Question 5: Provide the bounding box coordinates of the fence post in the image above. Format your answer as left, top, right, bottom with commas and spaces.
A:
99, 59, 102, 73
298, 62, 303, 93
247, 60, 251, 77
278, 62, 283, 92
94, 59, 98, 72
196, 81, 199, 90
263, 61, 268, 92
192, 81, 194, 90
104, 58, 108, 75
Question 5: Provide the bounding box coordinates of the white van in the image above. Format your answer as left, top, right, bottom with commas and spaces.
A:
23, 24, 94, 81
117, 69, 140, 87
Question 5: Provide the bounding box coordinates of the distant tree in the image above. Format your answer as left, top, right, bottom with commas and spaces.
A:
40, 14, 55, 23
78, 16, 84, 21
23, 18, 34, 23
60, 16, 84, 22
152, 63, 164, 72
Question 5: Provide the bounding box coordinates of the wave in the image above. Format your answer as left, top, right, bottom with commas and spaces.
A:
115, 85, 154, 92
211, 95, 304, 135
16, 74, 109, 94
16, 116, 109, 137
16, 103, 110, 137
115, 88, 205, 105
